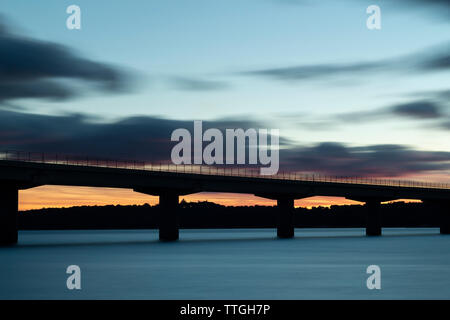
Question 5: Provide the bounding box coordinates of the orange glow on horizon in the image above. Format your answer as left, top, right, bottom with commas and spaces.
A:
18, 185, 422, 211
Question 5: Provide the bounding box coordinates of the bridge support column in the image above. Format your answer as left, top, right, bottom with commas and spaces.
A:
159, 192, 179, 241
277, 198, 295, 239
423, 200, 450, 235
440, 201, 450, 235
0, 186, 18, 245
365, 200, 381, 236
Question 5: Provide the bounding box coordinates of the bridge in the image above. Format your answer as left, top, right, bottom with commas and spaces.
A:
0, 150, 449, 244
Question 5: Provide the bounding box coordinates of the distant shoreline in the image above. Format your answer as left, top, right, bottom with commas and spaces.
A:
18, 201, 439, 230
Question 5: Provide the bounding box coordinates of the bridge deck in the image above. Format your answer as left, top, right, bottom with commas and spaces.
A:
1, 150, 449, 191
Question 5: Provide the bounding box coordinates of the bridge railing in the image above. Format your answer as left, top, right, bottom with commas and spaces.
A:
1, 150, 449, 190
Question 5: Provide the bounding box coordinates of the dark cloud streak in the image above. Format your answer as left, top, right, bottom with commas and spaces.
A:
0, 21, 133, 103
1, 109, 449, 177
245, 62, 385, 82
391, 101, 444, 119
335, 100, 446, 123
167, 77, 230, 91
242, 44, 450, 83
281, 142, 450, 177
0, 110, 269, 161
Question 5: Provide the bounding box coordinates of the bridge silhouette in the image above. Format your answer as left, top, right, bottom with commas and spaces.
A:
1, 150, 449, 244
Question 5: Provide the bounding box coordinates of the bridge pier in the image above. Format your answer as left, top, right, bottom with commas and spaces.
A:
440, 201, 450, 235
277, 198, 295, 239
423, 200, 450, 235
365, 200, 381, 236
0, 186, 18, 245
159, 192, 179, 241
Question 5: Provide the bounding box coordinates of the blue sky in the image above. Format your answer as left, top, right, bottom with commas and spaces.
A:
1, 0, 449, 179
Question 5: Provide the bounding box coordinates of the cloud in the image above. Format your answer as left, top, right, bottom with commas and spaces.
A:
419, 52, 450, 71
281, 142, 450, 177
400, 0, 450, 10
439, 120, 450, 130
409, 88, 450, 101
391, 101, 444, 119
0, 21, 133, 103
0, 80, 74, 101
167, 77, 230, 91
1, 109, 449, 177
244, 62, 383, 82
242, 43, 450, 83
277, 95, 450, 133
335, 100, 446, 123
0, 109, 271, 161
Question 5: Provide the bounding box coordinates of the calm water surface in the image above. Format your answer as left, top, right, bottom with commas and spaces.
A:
0, 228, 449, 299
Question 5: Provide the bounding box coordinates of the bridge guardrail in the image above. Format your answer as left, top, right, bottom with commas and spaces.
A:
0, 150, 449, 190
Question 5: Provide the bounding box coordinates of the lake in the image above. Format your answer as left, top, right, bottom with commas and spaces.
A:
0, 228, 449, 299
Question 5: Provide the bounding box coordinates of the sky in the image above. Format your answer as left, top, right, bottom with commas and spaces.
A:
0, 0, 449, 209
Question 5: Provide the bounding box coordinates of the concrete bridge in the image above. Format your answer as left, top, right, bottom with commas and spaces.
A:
0, 151, 449, 244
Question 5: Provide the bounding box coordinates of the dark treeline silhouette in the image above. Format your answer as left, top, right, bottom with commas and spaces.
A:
18, 200, 440, 230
